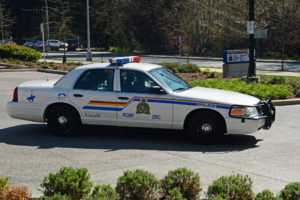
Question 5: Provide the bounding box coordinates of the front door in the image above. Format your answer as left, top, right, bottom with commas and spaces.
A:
116, 69, 173, 128
69, 68, 117, 126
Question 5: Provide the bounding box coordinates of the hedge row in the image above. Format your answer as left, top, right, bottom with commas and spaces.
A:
0, 45, 41, 61
1, 167, 300, 200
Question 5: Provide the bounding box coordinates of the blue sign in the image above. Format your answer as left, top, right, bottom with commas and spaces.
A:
223, 50, 255, 64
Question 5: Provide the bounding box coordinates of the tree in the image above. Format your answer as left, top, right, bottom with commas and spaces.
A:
0, 2, 14, 41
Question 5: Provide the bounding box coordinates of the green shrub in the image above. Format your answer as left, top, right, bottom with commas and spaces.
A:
116, 169, 160, 200
164, 187, 187, 200
279, 182, 300, 200
86, 184, 119, 200
45, 192, 71, 200
255, 189, 277, 200
160, 63, 200, 73
161, 168, 201, 200
209, 195, 227, 200
42, 64, 50, 69
191, 79, 293, 99
41, 167, 93, 200
0, 175, 9, 194
207, 174, 253, 200
0, 45, 41, 61
53, 65, 59, 70
109, 46, 131, 53
296, 89, 300, 97
270, 77, 286, 85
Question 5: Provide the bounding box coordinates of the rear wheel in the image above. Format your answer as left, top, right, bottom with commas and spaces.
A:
187, 110, 225, 144
47, 105, 81, 136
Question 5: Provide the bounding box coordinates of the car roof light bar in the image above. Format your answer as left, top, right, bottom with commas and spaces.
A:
109, 56, 141, 65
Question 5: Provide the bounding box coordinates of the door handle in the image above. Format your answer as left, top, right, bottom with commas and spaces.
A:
118, 97, 129, 100
73, 94, 83, 97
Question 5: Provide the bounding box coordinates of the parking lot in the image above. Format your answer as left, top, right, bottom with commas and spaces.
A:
1, 71, 300, 197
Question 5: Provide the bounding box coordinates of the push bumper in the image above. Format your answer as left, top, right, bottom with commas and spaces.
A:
256, 97, 276, 130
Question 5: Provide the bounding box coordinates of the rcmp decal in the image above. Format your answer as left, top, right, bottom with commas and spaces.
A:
152, 115, 161, 119
123, 113, 134, 118
26, 90, 36, 102
136, 98, 150, 115
82, 97, 231, 111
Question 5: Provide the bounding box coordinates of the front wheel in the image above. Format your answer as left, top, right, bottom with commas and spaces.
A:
47, 105, 81, 136
187, 111, 225, 144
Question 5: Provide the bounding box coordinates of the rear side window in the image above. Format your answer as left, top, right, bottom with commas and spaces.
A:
74, 69, 114, 91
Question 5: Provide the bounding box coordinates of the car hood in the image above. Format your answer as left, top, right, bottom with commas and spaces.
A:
175, 86, 261, 106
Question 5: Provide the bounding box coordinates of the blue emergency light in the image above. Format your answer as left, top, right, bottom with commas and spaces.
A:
109, 56, 141, 65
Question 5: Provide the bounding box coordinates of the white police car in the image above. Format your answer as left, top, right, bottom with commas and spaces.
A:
7, 56, 275, 144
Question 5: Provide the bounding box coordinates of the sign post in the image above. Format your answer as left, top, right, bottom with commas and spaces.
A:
248, 0, 255, 77
40, 23, 46, 64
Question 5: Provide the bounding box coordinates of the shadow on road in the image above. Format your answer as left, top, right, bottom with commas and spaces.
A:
0, 124, 261, 153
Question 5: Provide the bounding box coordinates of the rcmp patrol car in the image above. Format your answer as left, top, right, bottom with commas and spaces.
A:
7, 56, 275, 144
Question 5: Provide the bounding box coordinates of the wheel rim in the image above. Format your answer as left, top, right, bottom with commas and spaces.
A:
201, 123, 213, 133
54, 111, 72, 132
194, 120, 215, 136
58, 116, 68, 126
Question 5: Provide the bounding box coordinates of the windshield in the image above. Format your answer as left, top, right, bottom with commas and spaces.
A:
149, 67, 191, 91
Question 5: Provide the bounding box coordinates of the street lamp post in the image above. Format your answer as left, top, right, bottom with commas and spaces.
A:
86, 0, 92, 61
44, 0, 50, 53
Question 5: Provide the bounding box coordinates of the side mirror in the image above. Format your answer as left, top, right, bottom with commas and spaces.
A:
150, 86, 165, 94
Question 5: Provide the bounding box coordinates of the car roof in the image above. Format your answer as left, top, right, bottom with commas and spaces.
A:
76, 62, 161, 72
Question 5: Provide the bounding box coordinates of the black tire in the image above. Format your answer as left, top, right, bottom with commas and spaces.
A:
187, 110, 225, 144
47, 105, 81, 136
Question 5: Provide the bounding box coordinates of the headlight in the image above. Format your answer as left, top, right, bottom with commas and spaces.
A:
230, 106, 258, 118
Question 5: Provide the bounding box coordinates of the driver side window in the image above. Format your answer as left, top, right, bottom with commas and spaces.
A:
120, 70, 157, 93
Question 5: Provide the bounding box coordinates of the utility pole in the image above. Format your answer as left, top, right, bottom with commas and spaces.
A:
247, 0, 255, 77
44, 0, 50, 53
86, 0, 92, 61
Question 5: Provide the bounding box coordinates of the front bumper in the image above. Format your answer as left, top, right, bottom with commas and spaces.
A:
228, 97, 275, 131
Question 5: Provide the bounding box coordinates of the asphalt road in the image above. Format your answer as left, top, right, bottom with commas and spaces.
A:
47, 52, 300, 71
1, 71, 300, 198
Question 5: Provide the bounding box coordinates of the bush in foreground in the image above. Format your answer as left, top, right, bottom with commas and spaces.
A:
255, 189, 278, 200
41, 167, 93, 200
0, 175, 9, 194
86, 184, 119, 200
207, 174, 253, 200
0, 45, 41, 61
116, 169, 160, 200
161, 167, 201, 200
279, 182, 300, 200
45, 192, 71, 200
0, 185, 32, 200
164, 187, 187, 200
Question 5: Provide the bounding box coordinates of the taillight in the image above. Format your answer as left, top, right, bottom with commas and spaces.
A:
13, 87, 18, 102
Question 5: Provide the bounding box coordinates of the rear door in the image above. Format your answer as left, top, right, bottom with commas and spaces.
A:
116, 69, 173, 128
68, 68, 117, 126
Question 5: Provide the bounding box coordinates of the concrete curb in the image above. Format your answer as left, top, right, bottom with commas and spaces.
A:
0, 68, 38, 72
38, 69, 68, 75
272, 99, 300, 106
